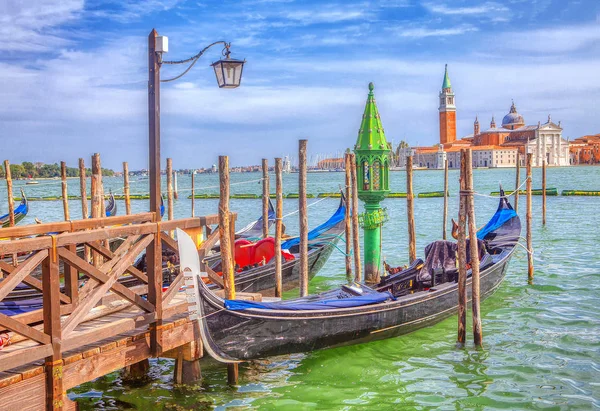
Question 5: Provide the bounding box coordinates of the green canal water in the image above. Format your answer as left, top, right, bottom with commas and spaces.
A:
2, 166, 599, 409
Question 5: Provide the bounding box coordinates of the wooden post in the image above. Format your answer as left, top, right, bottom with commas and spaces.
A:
3, 160, 17, 267
3, 160, 14, 227
344, 152, 353, 282
42, 253, 63, 410
60, 161, 70, 221
91, 154, 102, 267
526, 153, 534, 282
274, 158, 283, 298
167, 158, 174, 221
262, 158, 269, 238
465, 149, 483, 347
191, 171, 195, 217
218, 156, 236, 300
514, 153, 520, 213
123, 162, 131, 215
78, 158, 88, 219
147, 29, 163, 358
406, 155, 417, 263
173, 170, 179, 200
456, 149, 468, 347
443, 158, 449, 240
98, 155, 106, 219
350, 153, 362, 283
298, 139, 309, 297
542, 159, 547, 225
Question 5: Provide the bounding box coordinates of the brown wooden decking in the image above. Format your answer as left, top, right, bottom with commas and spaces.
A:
0, 211, 233, 410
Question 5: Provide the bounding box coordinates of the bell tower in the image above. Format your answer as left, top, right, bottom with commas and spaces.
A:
439, 64, 456, 145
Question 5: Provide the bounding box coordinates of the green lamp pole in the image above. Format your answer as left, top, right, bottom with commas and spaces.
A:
354, 82, 392, 284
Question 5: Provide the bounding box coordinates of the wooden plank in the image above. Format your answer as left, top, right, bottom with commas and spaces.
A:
62, 331, 151, 390
0, 237, 52, 256
160, 232, 178, 252
61, 235, 154, 336
58, 248, 154, 313
162, 272, 183, 306
0, 260, 70, 305
0, 313, 50, 344
0, 344, 53, 373
204, 261, 225, 288
0, 250, 47, 300
87, 239, 148, 283
0, 373, 46, 411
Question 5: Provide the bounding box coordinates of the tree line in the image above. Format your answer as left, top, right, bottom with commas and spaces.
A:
0, 162, 115, 179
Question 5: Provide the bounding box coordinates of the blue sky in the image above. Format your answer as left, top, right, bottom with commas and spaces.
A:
1, 0, 599, 169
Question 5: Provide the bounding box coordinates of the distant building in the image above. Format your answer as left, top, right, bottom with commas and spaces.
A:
569, 134, 600, 164
410, 66, 570, 169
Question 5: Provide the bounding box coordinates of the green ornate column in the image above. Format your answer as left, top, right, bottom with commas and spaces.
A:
354, 82, 391, 284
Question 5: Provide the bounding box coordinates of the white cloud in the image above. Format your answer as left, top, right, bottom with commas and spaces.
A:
395, 24, 479, 38
500, 23, 600, 53
423, 2, 508, 15
0, 0, 83, 52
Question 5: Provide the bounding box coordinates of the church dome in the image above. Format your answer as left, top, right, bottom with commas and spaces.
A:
502, 101, 525, 129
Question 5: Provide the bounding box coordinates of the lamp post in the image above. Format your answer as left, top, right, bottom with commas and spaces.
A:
146, 29, 245, 356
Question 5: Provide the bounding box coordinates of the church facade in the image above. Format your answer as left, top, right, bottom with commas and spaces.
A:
408, 66, 570, 169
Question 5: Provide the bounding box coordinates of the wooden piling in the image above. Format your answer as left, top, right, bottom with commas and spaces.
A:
542, 159, 547, 225
406, 155, 417, 263
3, 160, 17, 267
174, 170, 179, 200
60, 161, 70, 221
299, 139, 309, 297
167, 158, 174, 222
274, 158, 283, 298
456, 149, 468, 347
514, 153, 520, 213
191, 171, 195, 217
3, 160, 14, 228
350, 153, 362, 283
218, 156, 236, 300
526, 153, 534, 282
123, 162, 131, 215
344, 152, 353, 282
262, 158, 269, 238
91, 154, 102, 266
78, 158, 88, 220
97, 154, 106, 219
465, 149, 483, 347
443, 158, 449, 240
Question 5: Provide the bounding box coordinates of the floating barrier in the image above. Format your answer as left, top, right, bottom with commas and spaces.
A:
490, 188, 558, 196
387, 192, 407, 198
561, 190, 600, 196
317, 193, 342, 198
418, 191, 449, 198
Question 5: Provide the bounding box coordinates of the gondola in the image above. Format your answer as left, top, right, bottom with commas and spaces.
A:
0, 189, 28, 228
179, 190, 520, 362
104, 191, 117, 217
202, 194, 345, 296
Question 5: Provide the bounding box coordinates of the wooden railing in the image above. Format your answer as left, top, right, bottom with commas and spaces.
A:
0, 211, 233, 382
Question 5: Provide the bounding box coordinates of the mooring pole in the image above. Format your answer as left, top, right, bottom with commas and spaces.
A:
167, 158, 174, 221
3, 160, 14, 228
344, 152, 353, 282
79, 158, 88, 220
191, 171, 195, 217
274, 158, 283, 297
262, 158, 269, 238
456, 149, 468, 347
465, 149, 483, 347
299, 139, 309, 297
123, 162, 131, 215
174, 170, 179, 200
526, 153, 534, 282
3, 160, 17, 267
542, 159, 547, 225
219, 155, 239, 385
514, 153, 520, 213
406, 155, 417, 263
443, 158, 449, 240
97, 154, 105, 219
60, 161, 70, 221
350, 153, 362, 283
91, 153, 102, 267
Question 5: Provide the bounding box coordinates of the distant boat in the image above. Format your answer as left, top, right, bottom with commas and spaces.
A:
25, 181, 39, 185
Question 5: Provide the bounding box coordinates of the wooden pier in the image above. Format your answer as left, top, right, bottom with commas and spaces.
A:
0, 211, 233, 410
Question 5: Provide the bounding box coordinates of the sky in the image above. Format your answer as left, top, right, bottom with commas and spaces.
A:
1, 0, 599, 169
